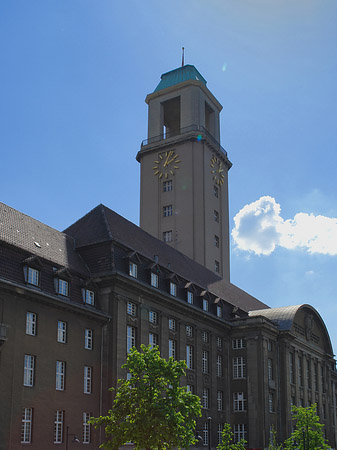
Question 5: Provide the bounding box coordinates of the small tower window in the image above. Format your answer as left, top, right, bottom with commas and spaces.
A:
162, 97, 181, 138
163, 180, 173, 192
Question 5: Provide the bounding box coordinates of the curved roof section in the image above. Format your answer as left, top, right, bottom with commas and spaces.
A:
154, 65, 207, 92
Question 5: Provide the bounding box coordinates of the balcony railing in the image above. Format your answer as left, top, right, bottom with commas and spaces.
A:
141, 125, 228, 159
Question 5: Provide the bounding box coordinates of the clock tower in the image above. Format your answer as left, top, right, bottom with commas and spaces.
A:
137, 65, 232, 281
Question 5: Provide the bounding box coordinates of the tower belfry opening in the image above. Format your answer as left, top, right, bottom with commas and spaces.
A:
162, 96, 180, 138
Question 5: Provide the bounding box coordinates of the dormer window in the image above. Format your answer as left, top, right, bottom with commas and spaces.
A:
28, 267, 39, 286
129, 262, 138, 278
203, 299, 209, 312
58, 279, 69, 296
170, 282, 177, 297
187, 291, 194, 304
85, 289, 95, 305
151, 273, 159, 288
217, 305, 222, 318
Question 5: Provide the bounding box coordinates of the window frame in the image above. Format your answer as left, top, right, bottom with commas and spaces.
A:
187, 291, 194, 304
202, 387, 209, 409
23, 355, 35, 387
233, 356, 246, 379
83, 412, 91, 444
169, 338, 176, 359
85, 289, 95, 305
84, 366, 92, 394
233, 392, 247, 412
58, 279, 69, 297
202, 350, 209, 374
21, 408, 33, 443
57, 321, 67, 344
163, 205, 173, 217
56, 361, 66, 391
170, 282, 177, 297
163, 180, 173, 192
129, 262, 138, 278
168, 318, 176, 331
27, 267, 39, 286
127, 302, 136, 316
151, 272, 159, 288
127, 325, 136, 353
85, 328, 93, 350
26, 312, 37, 336
54, 410, 64, 444
149, 310, 158, 324
186, 344, 193, 369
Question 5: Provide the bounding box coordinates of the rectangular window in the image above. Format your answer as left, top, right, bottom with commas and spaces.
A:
298, 356, 303, 386
163, 205, 173, 217
21, 408, 32, 443
268, 358, 273, 381
151, 272, 159, 288
54, 410, 63, 444
127, 302, 136, 316
213, 185, 219, 198
233, 357, 246, 379
163, 230, 173, 242
28, 267, 39, 286
203, 299, 208, 312
186, 384, 194, 393
149, 333, 158, 349
215, 260, 220, 273
23, 355, 35, 387
214, 210, 219, 222
127, 326, 136, 353
163, 180, 173, 192
232, 338, 245, 349
267, 339, 272, 351
85, 289, 95, 305
187, 291, 194, 304
26, 312, 37, 336
58, 279, 69, 296
314, 363, 318, 391
84, 366, 92, 394
217, 305, 222, 318
169, 339, 176, 359
202, 387, 209, 409
186, 345, 193, 369
202, 350, 209, 373
57, 321, 67, 343
149, 310, 157, 324
217, 390, 223, 411
307, 359, 311, 388
218, 424, 223, 445
168, 318, 176, 331
203, 422, 209, 446
289, 353, 294, 384
56, 361, 65, 391
83, 412, 91, 444
269, 393, 274, 412
217, 355, 223, 377
186, 325, 193, 338
129, 262, 137, 278
217, 336, 222, 348
170, 282, 177, 297
202, 331, 209, 343
234, 424, 247, 443
214, 235, 220, 248
233, 392, 247, 412
85, 329, 93, 350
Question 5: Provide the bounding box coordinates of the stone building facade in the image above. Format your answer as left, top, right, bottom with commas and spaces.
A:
0, 65, 336, 450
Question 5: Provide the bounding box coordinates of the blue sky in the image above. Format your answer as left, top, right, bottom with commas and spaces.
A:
1, 0, 337, 351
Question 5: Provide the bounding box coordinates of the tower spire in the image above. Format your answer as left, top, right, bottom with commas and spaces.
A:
181, 47, 185, 67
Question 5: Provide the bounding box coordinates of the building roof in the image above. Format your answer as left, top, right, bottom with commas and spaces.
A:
64, 204, 269, 312
0, 202, 89, 275
154, 65, 207, 92
249, 305, 303, 330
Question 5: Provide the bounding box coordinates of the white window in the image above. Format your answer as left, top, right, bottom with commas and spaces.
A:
168, 318, 176, 331
203, 422, 209, 446
218, 423, 223, 445
58, 279, 69, 296
26, 312, 37, 336
186, 325, 193, 337
127, 302, 136, 316
163, 205, 173, 217
232, 338, 245, 349
234, 424, 247, 443
28, 267, 39, 286
56, 361, 65, 391
163, 180, 173, 192
23, 355, 35, 387
85, 329, 93, 350
234, 392, 247, 412
186, 345, 193, 369
186, 384, 194, 393
169, 339, 176, 359
170, 282, 177, 296
54, 410, 63, 444
233, 357, 246, 379
149, 310, 157, 324
214, 235, 220, 248
149, 333, 158, 349
187, 291, 194, 304
202, 351, 209, 373
202, 387, 209, 408
84, 366, 92, 394
151, 272, 159, 288
217, 305, 222, 318
163, 230, 173, 242
217, 390, 223, 411
269, 393, 274, 412
202, 299, 208, 312
217, 336, 222, 348
129, 262, 137, 278
217, 355, 223, 377
214, 210, 219, 222
268, 358, 273, 381
215, 260, 220, 273
127, 326, 136, 353
202, 331, 209, 343
57, 321, 67, 343
85, 289, 95, 305
213, 185, 219, 198
83, 412, 91, 444
21, 408, 32, 443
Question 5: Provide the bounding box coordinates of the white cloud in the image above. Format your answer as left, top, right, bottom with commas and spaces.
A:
232, 196, 337, 256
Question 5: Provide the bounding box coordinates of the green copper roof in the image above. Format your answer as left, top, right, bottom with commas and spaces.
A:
154, 65, 207, 92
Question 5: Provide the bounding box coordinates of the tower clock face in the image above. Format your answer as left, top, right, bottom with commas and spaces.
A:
153, 151, 181, 179
210, 155, 225, 186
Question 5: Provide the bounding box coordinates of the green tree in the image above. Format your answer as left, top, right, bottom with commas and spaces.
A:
90, 344, 202, 450
284, 404, 329, 450
266, 426, 283, 450
217, 423, 247, 450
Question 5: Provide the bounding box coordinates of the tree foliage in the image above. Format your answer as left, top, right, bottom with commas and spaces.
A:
90, 344, 202, 450
216, 423, 247, 450
284, 404, 329, 450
